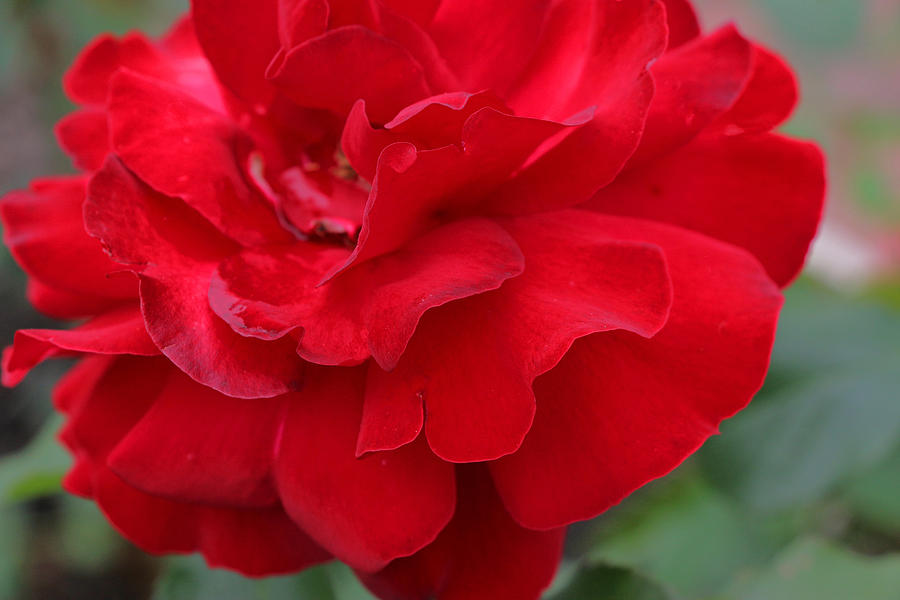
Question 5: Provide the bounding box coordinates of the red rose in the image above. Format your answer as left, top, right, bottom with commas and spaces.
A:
2, 0, 824, 597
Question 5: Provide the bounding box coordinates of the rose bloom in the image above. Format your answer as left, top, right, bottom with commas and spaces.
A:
2, 0, 824, 598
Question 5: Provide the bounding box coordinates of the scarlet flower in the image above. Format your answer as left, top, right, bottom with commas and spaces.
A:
1, 0, 824, 597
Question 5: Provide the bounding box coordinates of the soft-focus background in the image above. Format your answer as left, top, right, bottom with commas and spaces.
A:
1, 1, 898, 598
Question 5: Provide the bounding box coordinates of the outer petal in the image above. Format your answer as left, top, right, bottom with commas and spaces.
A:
60, 356, 328, 576
210, 218, 524, 369
2, 304, 157, 387
368, 211, 673, 463
491, 0, 668, 213
630, 25, 753, 164
191, 0, 280, 106
269, 26, 431, 124
108, 369, 284, 507
585, 133, 826, 286
63, 29, 223, 111
710, 44, 798, 134
107, 70, 290, 247
86, 157, 305, 399
361, 467, 565, 600
0, 177, 137, 301
490, 215, 783, 529
274, 365, 456, 572
55, 109, 109, 171
661, 0, 701, 50
24, 280, 120, 321
427, 0, 550, 94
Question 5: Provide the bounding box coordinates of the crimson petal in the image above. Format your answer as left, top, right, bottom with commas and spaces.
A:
108, 369, 284, 508
586, 132, 826, 286
269, 25, 431, 124
86, 157, 305, 399
2, 305, 156, 387
368, 210, 673, 463
107, 70, 290, 247
361, 467, 564, 600
275, 366, 455, 572
491, 215, 783, 529
1, 176, 137, 301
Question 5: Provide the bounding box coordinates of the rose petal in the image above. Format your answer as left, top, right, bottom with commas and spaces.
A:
108, 369, 284, 507
630, 25, 753, 164
661, 0, 701, 50
86, 157, 305, 399
361, 467, 565, 599
55, 109, 110, 171
428, 0, 551, 94
60, 355, 329, 576
269, 25, 431, 124
275, 365, 455, 572
191, 0, 280, 106
24, 280, 121, 321
0, 177, 137, 301
211, 218, 524, 370
368, 210, 673, 463
492, 0, 668, 213
2, 304, 157, 387
108, 70, 290, 247
336, 107, 586, 275
491, 215, 783, 529
341, 91, 509, 181
710, 44, 798, 135
586, 132, 826, 286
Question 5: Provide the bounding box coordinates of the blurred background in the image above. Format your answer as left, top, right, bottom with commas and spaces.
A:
0, 0, 898, 598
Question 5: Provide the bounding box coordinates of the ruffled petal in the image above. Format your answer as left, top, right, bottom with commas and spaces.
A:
0, 176, 137, 301
63, 28, 223, 111
60, 355, 330, 576
427, 0, 550, 94
341, 91, 509, 181
368, 210, 673, 463
630, 25, 753, 164
491, 215, 783, 529
337, 107, 587, 273
585, 132, 826, 286
491, 0, 668, 213
55, 109, 109, 171
275, 365, 455, 572
107, 70, 290, 247
361, 467, 564, 600
108, 369, 284, 507
710, 44, 798, 135
269, 26, 431, 124
661, 0, 701, 50
211, 218, 524, 369
24, 280, 120, 320
2, 304, 157, 387
86, 157, 305, 399
191, 0, 280, 106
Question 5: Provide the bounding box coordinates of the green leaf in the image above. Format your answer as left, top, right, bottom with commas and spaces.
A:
841, 444, 900, 534
150, 558, 378, 600
153, 556, 342, 600
0, 414, 70, 504
699, 285, 900, 510
588, 476, 770, 599
0, 506, 27, 599
730, 537, 900, 600
547, 563, 671, 600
